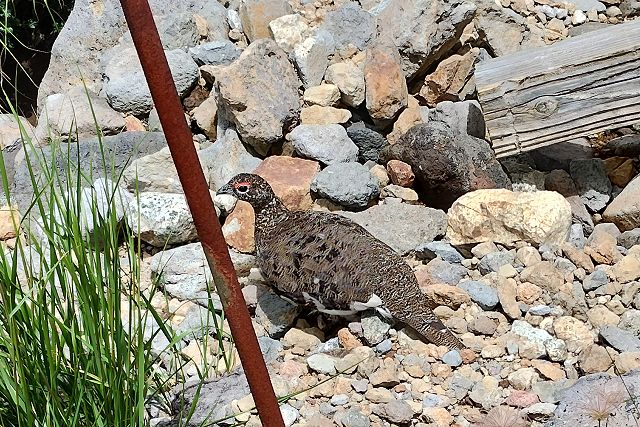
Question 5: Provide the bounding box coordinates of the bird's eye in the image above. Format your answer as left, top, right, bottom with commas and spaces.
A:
237, 185, 249, 193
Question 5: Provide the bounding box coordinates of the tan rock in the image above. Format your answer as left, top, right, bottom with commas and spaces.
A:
268, 14, 309, 53
303, 84, 341, 107
370, 164, 390, 188
446, 189, 572, 246
517, 282, 543, 304
324, 61, 365, 107
239, 0, 293, 42
0, 114, 35, 149
562, 243, 594, 272
386, 96, 425, 144
521, 261, 565, 293
386, 160, 414, 187
496, 277, 521, 319
608, 159, 636, 188
603, 175, 640, 231
300, 105, 351, 125
578, 344, 613, 373
337, 328, 362, 350
283, 328, 321, 351
222, 201, 255, 253
553, 316, 596, 353
419, 47, 478, 106
422, 407, 454, 427
586, 305, 620, 328
585, 224, 623, 265
254, 156, 320, 210
364, 44, 408, 122
0, 206, 20, 240
421, 283, 470, 309
531, 360, 565, 380
611, 250, 640, 283
191, 96, 218, 140
124, 115, 145, 132
614, 351, 640, 374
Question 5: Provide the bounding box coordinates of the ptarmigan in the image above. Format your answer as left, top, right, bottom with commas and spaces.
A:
218, 173, 463, 350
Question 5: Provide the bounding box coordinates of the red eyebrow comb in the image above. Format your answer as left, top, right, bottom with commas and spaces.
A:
234, 181, 252, 188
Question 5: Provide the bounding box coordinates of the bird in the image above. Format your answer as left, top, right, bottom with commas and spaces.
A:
217, 173, 464, 350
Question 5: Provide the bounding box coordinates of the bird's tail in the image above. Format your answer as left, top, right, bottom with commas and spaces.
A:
392, 299, 464, 350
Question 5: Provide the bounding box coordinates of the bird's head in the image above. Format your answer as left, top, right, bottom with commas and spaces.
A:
217, 173, 277, 210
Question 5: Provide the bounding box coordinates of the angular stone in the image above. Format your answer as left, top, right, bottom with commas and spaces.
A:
520, 261, 565, 293
600, 325, 640, 352
0, 114, 35, 149
422, 283, 470, 309
303, 84, 341, 107
447, 189, 572, 246
325, 61, 365, 107
578, 345, 613, 374
386, 160, 414, 187
288, 124, 358, 165
216, 39, 300, 155
553, 316, 596, 353
419, 47, 479, 106
191, 96, 218, 140
292, 30, 335, 88
340, 202, 447, 254
611, 250, 640, 283
0, 206, 19, 240
570, 158, 612, 213
268, 14, 309, 53
586, 305, 620, 328
239, 0, 293, 42
222, 201, 255, 253
618, 228, 640, 249
311, 162, 379, 209
459, 280, 499, 310
603, 175, 640, 231
530, 138, 593, 171
254, 156, 320, 210
322, 3, 376, 51
431, 100, 487, 140
188, 40, 240, 66
545, 169, 578, 197
380, 122, 511, 209
364, 44, 408, 123
299, 106, 351, 125
346, 125, 388, 163
585, 223, 623, 265
386, 96, 426, 144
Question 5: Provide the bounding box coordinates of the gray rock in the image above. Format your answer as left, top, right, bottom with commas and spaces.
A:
376, 339, 393, 353
330, 394, 350, 406
583, 269, 609, 291
35, 87, 125, 142
127, 192, 197, 247
281, 404, 299, 427
341, 201, 448, 254
150, 242, 255, 303
340, 409, 371, 427
37, 0, 228, 108
569, 223, 587, 249
200, 128, 262, 191
620, 0, 640, 16
426, 258, 468, 285
122, 147, 182, 193
478, 251, 516, 274
11, 132, 168, 212
572, 0, 606, 11
530, 138, 593, 171
599, 325, 640, 352
379, 122, 511, 209
104, 48, 199, 115
619, 228, 640, 249
254, 286, 300, 337
361, 312, 392, 345
529, 305, 552, 316
174, 304, 224, 340
431, 100, 486, 139
459, 280, 499, 310
189, 40, 240, 66
567, 195, 595, 236
307, 353, 337, 374
569, 158, 611, 213
376, 400, 414, 425
322, 3, 376, 51
292, 30, 335, 88
216, 39, 301, 155
442, 350, 463, 367
374, 0, 476, 79
289, 124, 358, 165
415, 241, 464, 264
346, 124, 389, 163
311, 162, 379, 209
258, 336, 283, 363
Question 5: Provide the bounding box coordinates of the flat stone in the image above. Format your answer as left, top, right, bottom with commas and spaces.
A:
422, 283, 471, 309
239, 0, 293, 42
289, 124, 358, 165
321, 2, 376, 51
386, 160, 414, 187
254, 156, 320, 210
600, 325, 640, 352
311, 162, 379, 209
530, 138, 593, 171
303, 84, 341, 107
618, 228, 640, 249
415, 241, 464, 264
364, 44, 408, 123
299, 105, 352, 125
469, 376, 503, 409
520, 261, 565, 293
459, 280, 499, 310
307, 354, 337, 375
582, 269, 609, 291
189, 40, 240, 66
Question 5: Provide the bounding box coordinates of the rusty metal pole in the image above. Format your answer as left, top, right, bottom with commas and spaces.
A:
118, 1, 285, 425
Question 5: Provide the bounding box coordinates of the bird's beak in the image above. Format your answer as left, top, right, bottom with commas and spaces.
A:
216, 183, 234, 196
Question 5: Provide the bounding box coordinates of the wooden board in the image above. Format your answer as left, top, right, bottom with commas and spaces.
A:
475, 19, 640, 158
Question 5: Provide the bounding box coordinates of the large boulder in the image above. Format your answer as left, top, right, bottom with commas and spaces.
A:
379, 122, 511, 208
215, 40, 301, 155
38, 0, 228, 108
446, 189, 572, 246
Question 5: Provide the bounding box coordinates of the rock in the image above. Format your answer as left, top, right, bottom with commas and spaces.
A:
322, 3, 376, 51
202, 128, 262, 191
307, 354, 337, 375
122, 147, 182, 193
189, 40, 240, 66
415, 241, 464, 264
340, 202, 447, 254
38, 1, 227, 108
520, 261, 565, 293
562, 243, 594, 272
606, 134, 640, 156
545, 169, 578, 197
339, 409, 371, 427
216, 39, 300, 155
0, 114, 35, 149
553, 317, 596, 353
603, 175, 640, 231
346, 125, 388, 163
615, 351, 640, 374
376, 400, 414, 425
431, 100, 486, 140
325, 62, 366, 108
447, 189, 572, 246
375, 0, 476, 79
254, 286, 300, 337
35, 87, 125, 142
222, 201, 256, 253
269, 14, 309, 54
618, 228, 640, 249
299, 106, 352, 125
239, 0, 293, 42
364, 44, 408, 123
422, 283, 471, 309
530, 138, 593, 172
128, 192, 197, 247
191, 96, 218, 140
582, 269, 609, 291
310, 162, 379, 209
361, 312, 392, 345
443, 350, 463, 367
471, 313, 498, 335
507, 390, 541, 407
422, 407, 454, 426
509, 367, 540, 390
104, 48, 198, 115
585, 223, 622, 265
420, 48, 479, 106
255, 156, 320, 210
586, 305, 620, 328
605, 158, 636, 188
600, 325, 640, 352
280, 404, 299, 427
573, 0, 607, 10
292, 30, 335, 88
379, 122, 511, 209
459, 280, 499, 310
469, 376, 503, 409
283, 328, 321, 351
0, 206, 19, 240
415, 258, 467, 286
611, 250, 640, 283
381, 185, 419, 202
570, 159, 611, 213
478, 251, 516, 274
511, 320, 567, 361
386, 160, 414, 187
303, 84, 341, 107
517, 246, 542, 266
531, 360, 565, 381
497, 277, 521, 319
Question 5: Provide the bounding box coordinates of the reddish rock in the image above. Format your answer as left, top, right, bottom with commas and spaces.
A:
603, 175, 640, 231
506, 390, 540, 407
338, 328, 362, 350
460, 348, 477, 364
124, 115, 145, 131
364, 44, 408, 123
278, 359, 308, 378
0, 206, 20, 240
386, 160, 415, 187
609, 159, 637, 188
419, 47, 478, 106
255, 156, 320, 210
222, 201, 255, 253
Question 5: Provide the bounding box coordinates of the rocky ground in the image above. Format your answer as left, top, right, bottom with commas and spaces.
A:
1, 0, 640, 426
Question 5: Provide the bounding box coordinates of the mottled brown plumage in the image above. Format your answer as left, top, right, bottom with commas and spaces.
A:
218, 173, 463, 349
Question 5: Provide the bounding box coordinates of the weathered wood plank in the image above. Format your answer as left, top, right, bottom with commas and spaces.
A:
475, 19, 640, 158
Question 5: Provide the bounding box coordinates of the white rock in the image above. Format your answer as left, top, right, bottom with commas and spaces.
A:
214, 193, 238, 216
269, 14, 309, 53
325, 61, 365, 107
572, 9, 588, 24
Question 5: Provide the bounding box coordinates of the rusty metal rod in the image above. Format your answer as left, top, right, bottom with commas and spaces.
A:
118, 1, 285, 425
